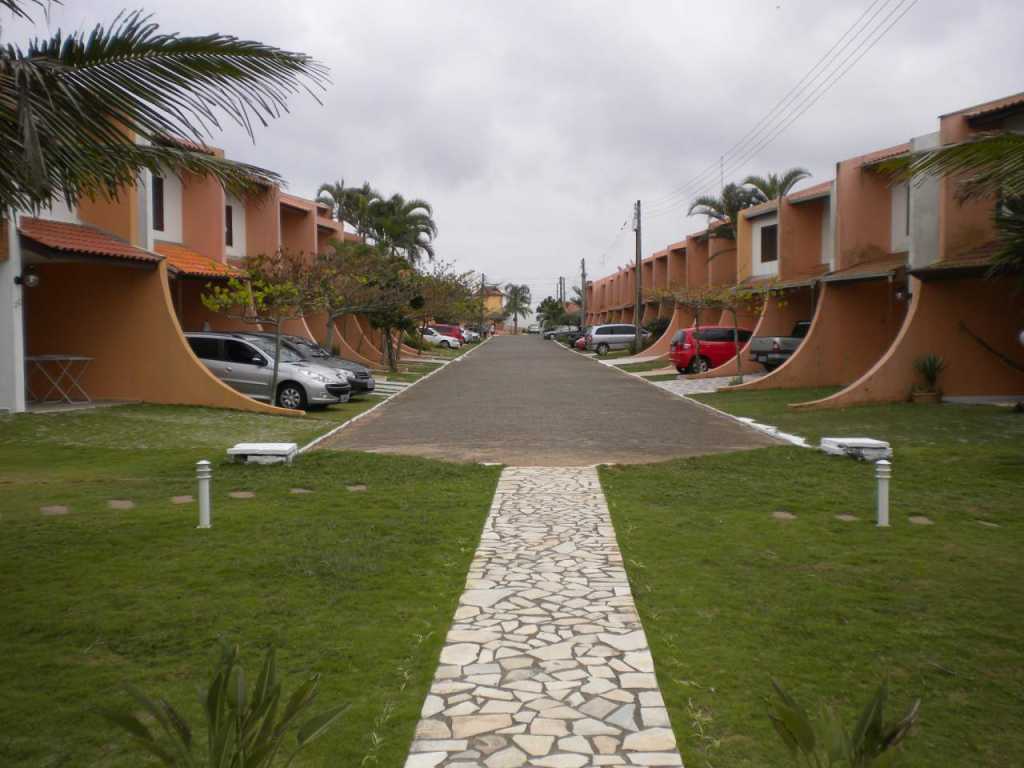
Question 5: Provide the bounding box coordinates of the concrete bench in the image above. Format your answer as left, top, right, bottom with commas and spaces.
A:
226, 442, 298, 465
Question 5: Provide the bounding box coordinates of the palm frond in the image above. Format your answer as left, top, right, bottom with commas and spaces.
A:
882, 132, 1024, 201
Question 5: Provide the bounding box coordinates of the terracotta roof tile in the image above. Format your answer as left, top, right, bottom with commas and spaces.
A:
859, 143, 911, 167
787, 180, 833, 203
155, 135, 218, 156
19, 218, 161, 263
154, 242, 243, 278
822, 255, 907, 283
950, 92, 1024, 120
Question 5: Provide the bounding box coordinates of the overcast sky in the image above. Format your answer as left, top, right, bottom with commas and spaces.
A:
7, 0, 1024, 307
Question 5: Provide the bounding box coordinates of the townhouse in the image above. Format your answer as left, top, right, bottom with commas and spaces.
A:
584, 91, 1024, 406
0, 140, 382, 414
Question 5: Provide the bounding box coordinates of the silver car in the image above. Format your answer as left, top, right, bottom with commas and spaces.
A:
584, 324, 652, 355
185, 332, 352, 410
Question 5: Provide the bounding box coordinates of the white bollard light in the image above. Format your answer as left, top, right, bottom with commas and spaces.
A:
196, 459, 212, 529
875, 459, 891, 527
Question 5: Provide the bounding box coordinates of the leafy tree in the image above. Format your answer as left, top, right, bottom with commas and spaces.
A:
354, 249, 424, 370
311, 240, 379, 354
743, 168, 812, 201
885, 131, 1024, 285
416, 262, 481, 329
687, 182, 764, 241
1, 7, 327, 212
536, 296, 566, 329
503, 283, 532, 334
101, 642, 347, 767
202, 250, 321, 402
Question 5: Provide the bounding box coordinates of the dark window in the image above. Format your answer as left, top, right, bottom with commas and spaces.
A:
671, 330, 686, 344
187, 337, 219, 360
760, 224, 778, 263
226, 340, 261, 365
225, 205, 234, 246
697, 328, 731, 342
737, 329, 753, 343
617, 325, 637, 336
152, 175, 164, 232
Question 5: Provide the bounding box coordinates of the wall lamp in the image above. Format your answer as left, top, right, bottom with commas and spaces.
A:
14, 271, 39, 288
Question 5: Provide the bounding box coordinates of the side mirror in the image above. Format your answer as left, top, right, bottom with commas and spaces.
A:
252, 355, 267, 367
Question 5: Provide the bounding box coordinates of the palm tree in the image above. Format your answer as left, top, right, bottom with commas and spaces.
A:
368, 193, 437, 263
503, 283, 532, 334
742, 167, 812, 201
317, 179, 348, 222
687, 182, 764, 241
888, 132, 1024, 282
1, 7, 327, 213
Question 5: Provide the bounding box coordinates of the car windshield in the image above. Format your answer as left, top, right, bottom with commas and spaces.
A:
293, 339, 330, 358
244, 336, 303, 363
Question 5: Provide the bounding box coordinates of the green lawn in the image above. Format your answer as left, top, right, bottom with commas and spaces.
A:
0, 404, 500, 767
644, 373, 680, 382
601, 391, 1023, 767
618, 359, 670, 373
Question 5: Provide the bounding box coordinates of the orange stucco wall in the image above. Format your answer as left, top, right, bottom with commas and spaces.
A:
643, 305, 696, 358
667, 244, 687, 289
938, 113, 998, 262
281, 206, 316, 256
686, 236, 709, 288
182, 173, 226, 262
708, 237, 737, 287
794, 276, 1024, 409
306, 311, 380, 368
79, 190, 139, 244
341, 314, 384, 365
780, 197, 826, 280
835, 157, 892, 268
245, 188, 281, 258
729, 279, 906, 391
23, 261, 293, 415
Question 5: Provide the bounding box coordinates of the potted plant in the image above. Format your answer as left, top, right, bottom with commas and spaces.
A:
912, 353, 946, 403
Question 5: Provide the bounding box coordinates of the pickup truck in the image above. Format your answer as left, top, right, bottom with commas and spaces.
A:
749, 321, 812, 371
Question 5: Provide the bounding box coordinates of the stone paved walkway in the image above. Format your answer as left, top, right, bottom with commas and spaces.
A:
405, 467, 682, 768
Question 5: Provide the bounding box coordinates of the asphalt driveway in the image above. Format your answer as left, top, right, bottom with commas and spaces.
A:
322, 335, 778, 465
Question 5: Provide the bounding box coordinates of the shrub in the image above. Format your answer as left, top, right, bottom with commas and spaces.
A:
913, 353, 946, 391
100, 643, 347, 767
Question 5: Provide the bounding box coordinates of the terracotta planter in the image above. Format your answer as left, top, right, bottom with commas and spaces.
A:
912, 390, 941, 404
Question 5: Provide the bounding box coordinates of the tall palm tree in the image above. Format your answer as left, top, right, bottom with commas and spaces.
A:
316, 179, 348, 222
742, 167, 812, 201
1, 7, 327, 212
687, 182, 764, 241
368, 193, 437, 263
503, 283, 532, 334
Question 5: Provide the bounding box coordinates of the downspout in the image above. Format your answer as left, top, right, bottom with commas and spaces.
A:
1, 209, 27, 413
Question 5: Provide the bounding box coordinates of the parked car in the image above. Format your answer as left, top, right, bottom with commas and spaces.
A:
461, 327, 481, 343
574, 334, 588, 351
422, 327, 462, 349
565, 327, 587, 347
748, 321, 812, 371
527, 323, 541, 334
430, 323, 466, 343
245, 332, 376, 395
668, 326, 753, 374
185, 332, 351, 410
584, 324, 652, 355
543, 325, 579, 341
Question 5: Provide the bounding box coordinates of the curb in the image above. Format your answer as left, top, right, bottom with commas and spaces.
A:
299, 336, 494, 454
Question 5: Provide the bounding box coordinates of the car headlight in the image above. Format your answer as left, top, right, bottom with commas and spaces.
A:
299, 370, 327, 383
339, 370, 356, 381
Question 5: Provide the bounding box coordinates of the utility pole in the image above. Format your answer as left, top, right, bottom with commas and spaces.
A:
580, 257, 587, 328
480, 273, 486, 336
633, 199, 642, 353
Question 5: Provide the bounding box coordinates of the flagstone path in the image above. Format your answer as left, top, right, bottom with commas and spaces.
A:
405, 467, 682, 768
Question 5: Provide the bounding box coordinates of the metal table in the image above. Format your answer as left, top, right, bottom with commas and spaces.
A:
25, 355, 94, 404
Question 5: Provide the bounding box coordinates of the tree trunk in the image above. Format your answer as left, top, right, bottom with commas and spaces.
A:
513, 316, 518, 334
271, 319, 283, 404
731, 307, 743, 384
324, 315, 335, 355
383, 328, 398, 372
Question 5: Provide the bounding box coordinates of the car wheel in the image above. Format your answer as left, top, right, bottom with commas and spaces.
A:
676, 366, 686, 374
688, 356, 710, 374
277, 382, 307, 410
596, 343, 610, 356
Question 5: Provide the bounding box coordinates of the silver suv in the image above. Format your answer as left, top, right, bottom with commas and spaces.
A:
584, 324, 652, 355
185, 332, 351, 410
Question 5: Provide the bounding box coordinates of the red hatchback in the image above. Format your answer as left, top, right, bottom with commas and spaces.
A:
669, 326, 753, 374
430, 324, 466, 343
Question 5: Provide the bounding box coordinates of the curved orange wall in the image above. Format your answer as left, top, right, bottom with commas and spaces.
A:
729, 279, 905, 391
642, 305, 696, 358
306, 310, 381, 368
793, 276, 1024, 409
172, 278, 254, 332
24, 261, 295, 415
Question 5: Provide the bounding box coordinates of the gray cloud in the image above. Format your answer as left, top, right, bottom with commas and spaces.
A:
6, 0, 1024, 303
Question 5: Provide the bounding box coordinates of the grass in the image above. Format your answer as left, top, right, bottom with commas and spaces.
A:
0, 404, 500, 767
618, 359, 670, 373
601, 392, 1023, 768
643, 373, 680, 382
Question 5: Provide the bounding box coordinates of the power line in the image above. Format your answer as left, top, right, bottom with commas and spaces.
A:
640, 0, 918, 221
